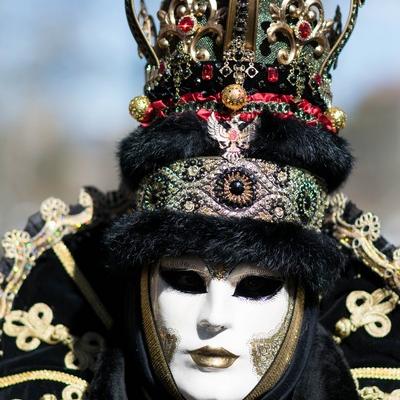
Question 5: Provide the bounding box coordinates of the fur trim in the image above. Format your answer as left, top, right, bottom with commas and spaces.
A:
104, 210, 345, 295
119, 112, 352, 193
250, 113, 353, 192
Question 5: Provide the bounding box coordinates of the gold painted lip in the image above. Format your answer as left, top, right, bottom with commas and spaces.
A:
189, 346, 239, 369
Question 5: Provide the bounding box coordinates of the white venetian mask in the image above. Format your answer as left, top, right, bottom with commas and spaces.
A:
150, 257, 294, 400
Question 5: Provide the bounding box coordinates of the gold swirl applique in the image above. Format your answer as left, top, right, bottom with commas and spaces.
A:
3, 303, 104, 371
40, 384, 86, 400
157, 0, 225, 62
334, 289, 399, 344
267, 0, 333, 66
328, 193, 400, 296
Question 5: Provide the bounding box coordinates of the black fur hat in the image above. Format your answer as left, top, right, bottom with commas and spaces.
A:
107, 108, 354, 294
119, 111, 353, 194
105, 210, 345, 295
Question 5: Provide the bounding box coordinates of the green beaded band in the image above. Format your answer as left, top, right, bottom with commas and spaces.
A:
136, 157, 328, 231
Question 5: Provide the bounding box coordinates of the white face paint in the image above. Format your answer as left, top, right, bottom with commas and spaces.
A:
151, 257, 290, 400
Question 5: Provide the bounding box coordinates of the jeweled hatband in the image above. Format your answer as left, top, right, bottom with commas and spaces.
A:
136, 157, 328, 231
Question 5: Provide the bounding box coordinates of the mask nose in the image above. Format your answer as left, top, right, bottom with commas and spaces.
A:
197, 280, 233, 337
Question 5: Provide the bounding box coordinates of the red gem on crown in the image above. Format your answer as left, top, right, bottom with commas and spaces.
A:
267, 67, 279, 83
296, 21, 313, 41
202, 64, 214, 81
177, 16, 196, 34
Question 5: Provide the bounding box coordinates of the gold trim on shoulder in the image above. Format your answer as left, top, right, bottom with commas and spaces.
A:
0, 189, 113, 332
328, 193, 400, 295
334, 289, 399, 344
3, 302, 104, 371
0, 370, 88, 390
0, 190, 93, 320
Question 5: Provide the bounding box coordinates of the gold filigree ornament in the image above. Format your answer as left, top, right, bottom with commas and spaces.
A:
157, 0, 224, 62
328, 193, 400, 295
3, 303, 104, 371
333, 289, 399, 344
267, 0, 334, 66
0, 190, 93, 322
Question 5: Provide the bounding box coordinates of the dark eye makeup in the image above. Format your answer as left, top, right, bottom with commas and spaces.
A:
160, 268, 283, 300
160, 269, 207, 294
233, 276, 283, 300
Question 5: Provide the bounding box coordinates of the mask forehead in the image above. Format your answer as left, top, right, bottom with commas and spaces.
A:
159, 256, 280, 282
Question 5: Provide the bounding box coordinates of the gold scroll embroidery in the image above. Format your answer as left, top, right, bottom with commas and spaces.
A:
334, 289, 399, 344
328, 193, 400, 295
40, 384, 86, 400
3, 303, 104, 371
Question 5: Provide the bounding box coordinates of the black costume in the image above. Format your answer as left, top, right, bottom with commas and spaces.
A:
1, 1, 400, 399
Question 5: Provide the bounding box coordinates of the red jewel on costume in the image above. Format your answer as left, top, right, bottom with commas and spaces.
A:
202, 64, 214, 81
267, 67, 279, 83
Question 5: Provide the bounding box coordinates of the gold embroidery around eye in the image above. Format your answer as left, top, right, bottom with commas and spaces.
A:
158, 326, 179, 364
250, 292, 295, 377
3, 303, 104, 371
334, 289, 399, 344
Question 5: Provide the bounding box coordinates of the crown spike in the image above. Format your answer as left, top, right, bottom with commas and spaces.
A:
319, 0, 365, 75
125, 0, 160, 67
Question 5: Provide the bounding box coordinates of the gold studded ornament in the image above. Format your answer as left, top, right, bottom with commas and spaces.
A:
326, 106, 347, 131
221, 84, 248, 112
129, 96, 151, 122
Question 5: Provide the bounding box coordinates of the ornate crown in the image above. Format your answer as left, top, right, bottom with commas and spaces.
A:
126, 0, 365, 133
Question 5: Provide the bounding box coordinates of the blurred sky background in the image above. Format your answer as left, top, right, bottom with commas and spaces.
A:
1, 1, 400, 242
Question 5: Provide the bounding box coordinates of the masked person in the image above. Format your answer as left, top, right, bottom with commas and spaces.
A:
1, 1, 400, 399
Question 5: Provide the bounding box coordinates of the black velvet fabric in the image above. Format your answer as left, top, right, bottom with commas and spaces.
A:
119, 112, 353, 194
292, 325, 358, 400
104, 210, 345, 295
89, 347, 128, 400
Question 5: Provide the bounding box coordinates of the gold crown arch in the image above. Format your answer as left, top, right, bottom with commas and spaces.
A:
126, 0, 366, 131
